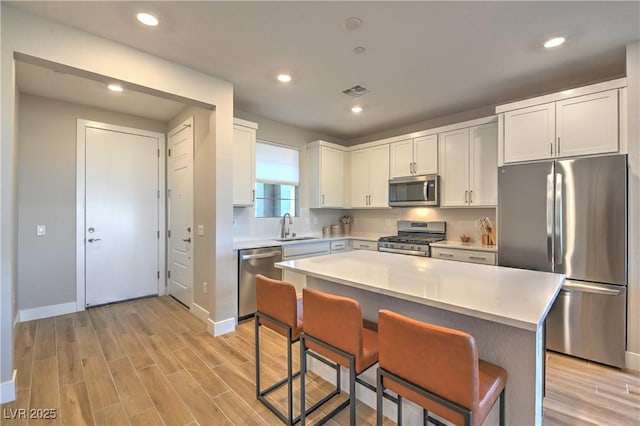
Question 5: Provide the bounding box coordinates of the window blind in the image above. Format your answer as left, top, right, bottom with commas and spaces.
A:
255, 142, 300, 185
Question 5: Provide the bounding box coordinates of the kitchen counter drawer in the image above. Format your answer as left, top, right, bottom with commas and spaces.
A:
431, 247, 496, 265
330, 239, 349, 253
350, 239, 378, 251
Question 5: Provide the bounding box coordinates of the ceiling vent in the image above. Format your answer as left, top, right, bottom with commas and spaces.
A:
342, 85, 369, 97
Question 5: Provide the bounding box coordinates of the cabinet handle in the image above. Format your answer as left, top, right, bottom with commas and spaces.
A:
252, 189, 255, 202
439, 253, 454, 258
470, 256, 487, 261
409, 162, 413, 174
359, 244, 369, 248
322, 194, 325, 205
464, 190, 468, 203
469, 190, 473, 204
550, 141, 553, 156
557, 137, 560, 155
413, 162, 417, 173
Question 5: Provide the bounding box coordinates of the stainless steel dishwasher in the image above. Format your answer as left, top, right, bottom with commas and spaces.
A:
238, 246, 282, 321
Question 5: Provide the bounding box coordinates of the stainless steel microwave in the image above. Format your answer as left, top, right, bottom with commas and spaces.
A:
388, 174, 439, 207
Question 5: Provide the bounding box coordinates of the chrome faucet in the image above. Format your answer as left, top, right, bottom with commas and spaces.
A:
281, 212, 292, 238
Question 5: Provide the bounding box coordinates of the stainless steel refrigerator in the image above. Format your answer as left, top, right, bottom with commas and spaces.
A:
498, 154, 627, 368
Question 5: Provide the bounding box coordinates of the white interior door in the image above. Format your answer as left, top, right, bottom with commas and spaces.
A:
85, 127, 160, 307
168, 119, 194, 307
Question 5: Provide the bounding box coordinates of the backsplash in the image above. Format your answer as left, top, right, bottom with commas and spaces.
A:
346, 207, 496, 243
233, 206, 496, 244
232, 207, 344, 240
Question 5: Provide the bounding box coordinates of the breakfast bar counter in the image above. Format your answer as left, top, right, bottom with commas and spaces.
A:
276, 250, 565, 425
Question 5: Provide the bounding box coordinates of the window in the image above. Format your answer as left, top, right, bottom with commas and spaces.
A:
255, 141, 300, 218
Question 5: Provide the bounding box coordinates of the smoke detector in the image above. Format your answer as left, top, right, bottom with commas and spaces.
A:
342, 85, 369, 97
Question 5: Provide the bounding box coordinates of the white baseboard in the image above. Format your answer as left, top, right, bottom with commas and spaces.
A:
208, 317, 236, 337
0, 370, 17, 403
19, 301, 77, 322
625, 351, 640, 372
190, 302, 209, 323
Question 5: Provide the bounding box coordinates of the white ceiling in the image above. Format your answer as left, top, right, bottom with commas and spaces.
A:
16, 61, 187, 122
8, 1, 639, 140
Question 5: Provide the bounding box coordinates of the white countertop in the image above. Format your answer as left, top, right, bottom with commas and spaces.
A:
233, 232, 382, 250
430, 240, 498, 252
276, 250, 564, 331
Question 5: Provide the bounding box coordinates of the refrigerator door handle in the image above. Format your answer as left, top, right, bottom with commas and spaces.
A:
562, 281, 622, 296
546, 173, 554, 263
555, 173, 563, 264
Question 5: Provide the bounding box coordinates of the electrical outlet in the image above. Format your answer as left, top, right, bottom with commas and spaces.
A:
352, 217, 357, 224
203, 282, 208, 294
36, 225, 46, 236
197, 225, 205, 236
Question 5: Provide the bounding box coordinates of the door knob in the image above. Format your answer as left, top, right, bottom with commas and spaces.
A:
87, 238, 102, 243
182, 238, 191, 243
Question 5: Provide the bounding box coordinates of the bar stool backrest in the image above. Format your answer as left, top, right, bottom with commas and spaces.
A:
378, 309, 480, 424
302, 288, 364, 369
256, 275, 298, 338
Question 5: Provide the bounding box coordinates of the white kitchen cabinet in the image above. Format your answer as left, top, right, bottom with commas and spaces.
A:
556, 90, 619, 158
389, 135, 437, 178
283, 241, 331, 295
431, 247, 496, 265
308, 141, 346, 208
501, 86, 621, 163
350, 239, 378, 251
439, 122, 497, 208
232, 118, 258, 206
330, 239, 349, 253
350, 144, 389, 208
503, 103, 555, 163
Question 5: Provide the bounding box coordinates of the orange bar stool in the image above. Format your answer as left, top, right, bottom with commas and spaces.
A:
300, 288, 383, 426
255, 275, 339, 425
376, 310, 507, 426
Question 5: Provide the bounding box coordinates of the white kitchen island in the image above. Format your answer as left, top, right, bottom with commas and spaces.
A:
276, 250, 564, 426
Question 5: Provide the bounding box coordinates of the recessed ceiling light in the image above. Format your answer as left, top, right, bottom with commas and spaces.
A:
137, 12, 159, 27
351, 106, 363, 113
544, 36, 566, 49
277, 74, 292, 83
108, 83, 123, 92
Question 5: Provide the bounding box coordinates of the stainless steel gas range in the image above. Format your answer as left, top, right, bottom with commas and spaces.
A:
378, 221, 446, 257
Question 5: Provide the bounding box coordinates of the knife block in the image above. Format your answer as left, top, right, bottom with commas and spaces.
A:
482, 228, 496, 245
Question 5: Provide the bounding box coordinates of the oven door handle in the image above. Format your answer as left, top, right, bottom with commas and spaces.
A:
378, 247, 427, 256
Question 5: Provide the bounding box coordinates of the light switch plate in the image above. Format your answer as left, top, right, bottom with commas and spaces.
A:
36, 225, 46, 236
197, 225, 205, 236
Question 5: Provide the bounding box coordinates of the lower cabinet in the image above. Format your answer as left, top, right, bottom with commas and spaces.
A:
350, 240, 378, 251
283, 241, 331, 296
431, 247, 496, 265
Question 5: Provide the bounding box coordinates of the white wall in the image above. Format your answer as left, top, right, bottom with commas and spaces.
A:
17, 93, 166, 313
626, 41, 639, 369
1, 4, 234, 400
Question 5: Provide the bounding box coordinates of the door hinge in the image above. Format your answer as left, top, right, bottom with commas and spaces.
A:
157, 271, 160, 279
167, 189, 172, 198
168, 229, 171, 238
157, 230, 160, 239
168, 148, 172, 156
157, 190, 160, 199
157, 149, 160, 158
167, 270, 171, 278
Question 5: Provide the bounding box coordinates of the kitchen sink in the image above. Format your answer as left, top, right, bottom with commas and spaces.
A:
273, 236, 319, 242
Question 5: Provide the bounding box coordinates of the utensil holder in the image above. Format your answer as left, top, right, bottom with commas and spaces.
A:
343, 224, 350, 235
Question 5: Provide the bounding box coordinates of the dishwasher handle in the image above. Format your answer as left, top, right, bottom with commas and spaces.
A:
241, 251, 282, 261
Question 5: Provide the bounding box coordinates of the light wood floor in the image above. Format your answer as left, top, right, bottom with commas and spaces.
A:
2, 296, 638, 425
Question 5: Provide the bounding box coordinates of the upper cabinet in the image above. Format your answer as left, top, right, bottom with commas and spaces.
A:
351, 144, 390, 208
389, 134, 437, 178
233, 118, 258, 206
498, 79, 626, 165
308, 141, 347, 208
439, 121, 498, 208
